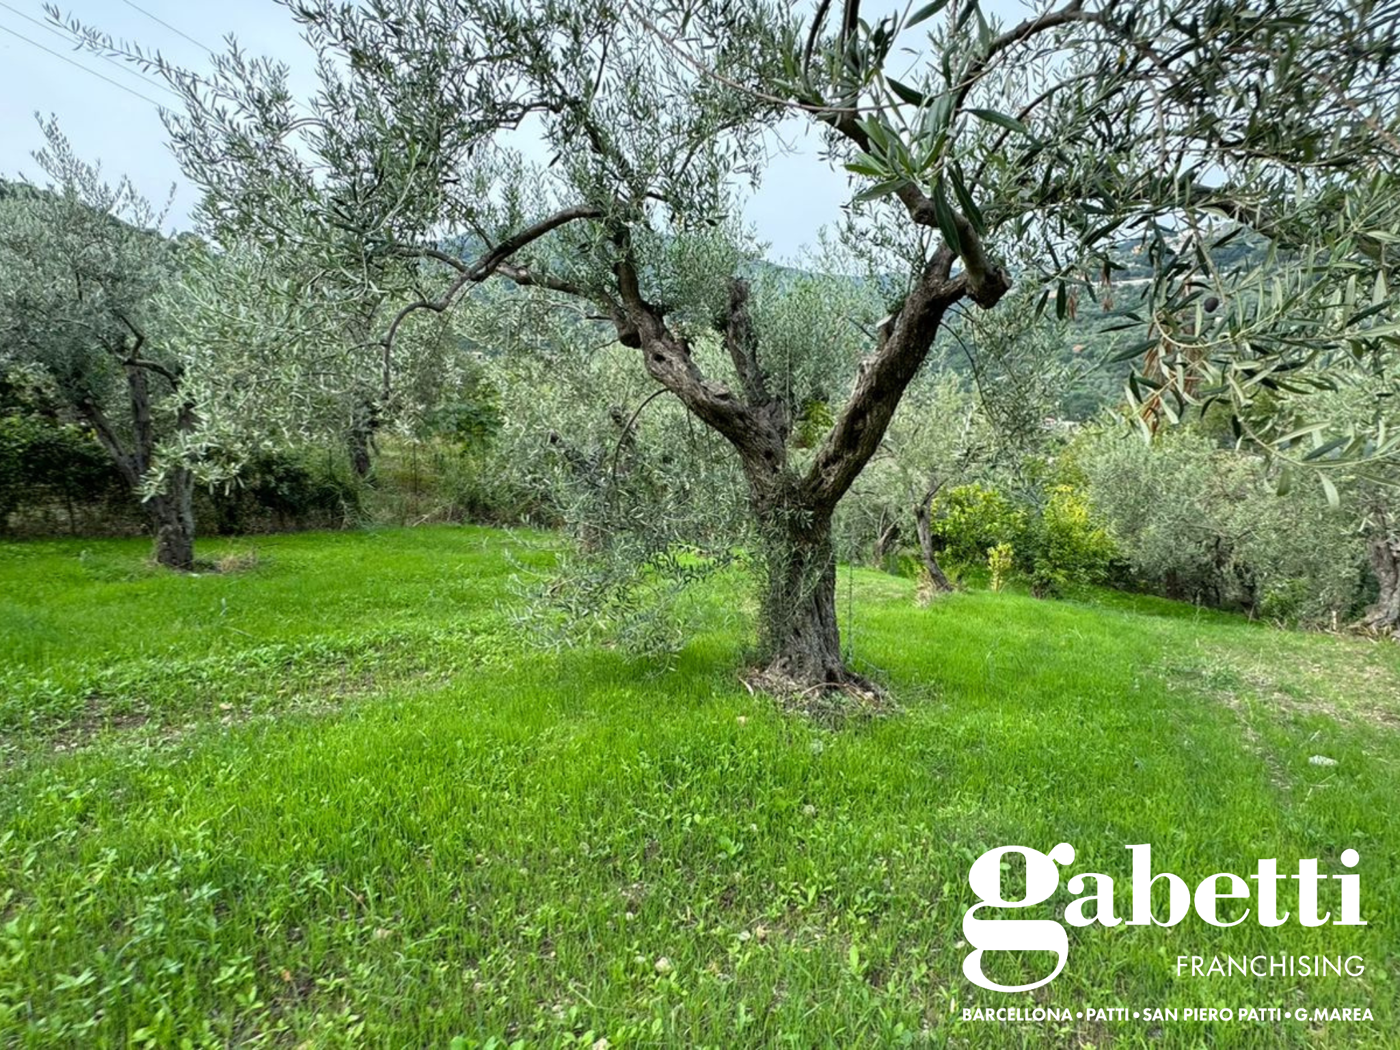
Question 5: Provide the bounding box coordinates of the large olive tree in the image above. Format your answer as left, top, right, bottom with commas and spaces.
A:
64, 0, 1400, 686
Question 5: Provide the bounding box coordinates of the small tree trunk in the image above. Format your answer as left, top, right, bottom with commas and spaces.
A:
147, 467, 196, 571
873, 518, 900, 566
915, 485, 954, 593
1362, 511, 1400, 636
348, 422, 374, 479
347, 396, 380, 479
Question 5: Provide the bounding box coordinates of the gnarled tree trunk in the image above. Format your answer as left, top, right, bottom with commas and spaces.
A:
914, 481, 955, 594
147, 466, 196, 572
81, 356, 198, 572
386, 196, 1007, 694
610, 241, 1004, 692
754, 502, 856, 686
1362, 508, 1400, 637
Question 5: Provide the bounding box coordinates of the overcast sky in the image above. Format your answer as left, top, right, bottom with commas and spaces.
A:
0, 0, 1024, 262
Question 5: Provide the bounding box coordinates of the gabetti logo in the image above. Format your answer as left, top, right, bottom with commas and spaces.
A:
963, 843, 1365, 993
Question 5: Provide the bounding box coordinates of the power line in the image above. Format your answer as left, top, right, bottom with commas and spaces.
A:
0, 0, 182, 99
119, 0, 213, 53
0, 22, 166, 109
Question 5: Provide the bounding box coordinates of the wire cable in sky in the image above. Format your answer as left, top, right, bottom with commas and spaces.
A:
119, 0, 214, 53
0, 21, 166, 109
0, 0, 181, 99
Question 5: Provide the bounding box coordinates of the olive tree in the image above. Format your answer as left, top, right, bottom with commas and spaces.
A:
1080, 426, 1371, 621
161, 237, 484, 491
1285, 373, 1400, 636
0, 122, 200, 569
63, 0, 1400, 688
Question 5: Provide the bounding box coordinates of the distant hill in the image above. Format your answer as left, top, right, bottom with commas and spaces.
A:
0, 178, 45, 203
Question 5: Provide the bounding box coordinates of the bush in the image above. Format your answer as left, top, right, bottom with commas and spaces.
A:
928, 480, 1115, 595
0, 414, 130, 533
929, 483, 1027, 566
418, 375, 505, 454
202, 449, 361, 534
988, 542, 1015, 592
1022, 484, 1117, 596
1078, 427, 1367, 625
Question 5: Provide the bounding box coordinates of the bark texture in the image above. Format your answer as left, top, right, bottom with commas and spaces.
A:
80, 348, 197, 571
347, 397, 380, 479
1363, 508, 1400, 636
757, 508, 851, 685
915, 484, 955, 594
148, 468, 196, 572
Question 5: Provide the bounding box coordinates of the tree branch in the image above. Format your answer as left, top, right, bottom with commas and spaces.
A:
77, 396, 140, 490
803, 0, 834, 75
494, 261, 601, 301
611, 240, 787, 479
109, 310, 182, 387
380, 205, 602, 353
816, 112, 1007, 304
722, 277, 771, 407
949, 0, 1090, 114
839, 0, 861, 49
804, 246, 994, 508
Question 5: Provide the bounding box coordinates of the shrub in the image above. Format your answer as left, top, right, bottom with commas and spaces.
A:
928, 483, 1026, 567
203, 449, 360, 534
0, 414, 130, 532
988, 542, 1015, 592
928, 480, 1115, 595
1021, 484, 1117, 596
1078, 427, 1367, 625
419, 374, 504, 454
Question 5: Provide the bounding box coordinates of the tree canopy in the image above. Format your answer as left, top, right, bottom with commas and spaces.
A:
46, 0, 1400, 680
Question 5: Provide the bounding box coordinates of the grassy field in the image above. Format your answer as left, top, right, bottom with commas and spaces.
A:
1, 527, 1398, 1047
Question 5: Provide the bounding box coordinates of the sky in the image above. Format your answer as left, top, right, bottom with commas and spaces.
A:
0, 0, 1024, 262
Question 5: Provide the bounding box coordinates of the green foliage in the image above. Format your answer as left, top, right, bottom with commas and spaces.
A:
0, 415, 123, 527
987, 541, 1014, 592
1079, 427, 1368, 624
204, 449, 361, 534
1022, 484, 1118, 597
792, 398, 833, 450
929, 481, 1115, 596
421, 393, 504, 454
928, 483, 1026, 567
515, 540, 747, 666
747, 265, 884, 418
0, 122, 176, 413
811, 0, 1400, 466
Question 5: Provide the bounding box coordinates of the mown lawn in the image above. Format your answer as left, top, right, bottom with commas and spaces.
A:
1, 527, 1398, 1047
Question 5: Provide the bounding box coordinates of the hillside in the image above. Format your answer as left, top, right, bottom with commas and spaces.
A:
1, 527, 1396, 1046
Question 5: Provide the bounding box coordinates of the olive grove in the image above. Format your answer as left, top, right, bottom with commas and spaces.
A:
57, 0, 1400, 685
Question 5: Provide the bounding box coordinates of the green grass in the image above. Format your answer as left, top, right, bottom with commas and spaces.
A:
1, 527, 1398, 1047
